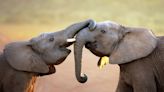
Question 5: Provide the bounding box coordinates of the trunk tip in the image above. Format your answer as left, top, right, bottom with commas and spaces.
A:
78, 73, 88, 83
88, 19, 96, 31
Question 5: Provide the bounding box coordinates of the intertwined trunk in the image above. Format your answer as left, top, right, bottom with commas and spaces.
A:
74, 28, 95, 83
74, 37, 87, 83
63, 19, 96, 38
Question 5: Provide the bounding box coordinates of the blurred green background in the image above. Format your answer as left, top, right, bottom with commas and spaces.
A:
0, 0, 164, 48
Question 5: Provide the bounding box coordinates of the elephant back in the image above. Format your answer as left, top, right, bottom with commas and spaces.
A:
149, 36, 164, 91
0, 54, 10, 80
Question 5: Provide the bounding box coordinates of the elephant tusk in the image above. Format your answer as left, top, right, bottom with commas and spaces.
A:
67, 38, 76, 42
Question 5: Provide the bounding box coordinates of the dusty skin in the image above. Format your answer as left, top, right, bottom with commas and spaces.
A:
0, 25, 119, 92
35, 47, 119, 92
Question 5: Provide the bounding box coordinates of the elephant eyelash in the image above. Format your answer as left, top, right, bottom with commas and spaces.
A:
49, 38, 54, 42
101, 30, 106, 34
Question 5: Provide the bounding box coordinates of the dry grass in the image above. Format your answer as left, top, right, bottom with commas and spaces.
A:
0, 0, 164, 34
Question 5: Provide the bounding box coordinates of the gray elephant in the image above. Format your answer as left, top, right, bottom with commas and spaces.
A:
0, 19, 96, 92
74, 21, 164, 92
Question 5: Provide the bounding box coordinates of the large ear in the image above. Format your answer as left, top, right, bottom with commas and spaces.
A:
4, 41, 49, 73
110, 27, 157, 64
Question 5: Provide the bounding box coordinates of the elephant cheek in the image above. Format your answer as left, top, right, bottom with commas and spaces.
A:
54, 57, 67, 65
87, 46, 109, 57
90, 49, 105, 57
54, 50, 71, 65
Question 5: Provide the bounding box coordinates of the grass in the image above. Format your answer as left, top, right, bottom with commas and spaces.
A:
0, 0, 163, 43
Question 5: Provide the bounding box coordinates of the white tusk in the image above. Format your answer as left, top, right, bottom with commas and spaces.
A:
67, 38, 76, 42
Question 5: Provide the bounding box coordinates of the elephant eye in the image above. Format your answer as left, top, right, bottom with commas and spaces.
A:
101, 30, 106, 34
49, 37, 54, 42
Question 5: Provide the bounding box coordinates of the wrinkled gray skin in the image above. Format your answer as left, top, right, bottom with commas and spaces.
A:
74, 21, 164, 92
0, 19, 96, 92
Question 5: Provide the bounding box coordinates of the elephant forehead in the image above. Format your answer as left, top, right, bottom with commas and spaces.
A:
39, 32, 54, 38
98, 21, 120, 29
30, 32, 56, 42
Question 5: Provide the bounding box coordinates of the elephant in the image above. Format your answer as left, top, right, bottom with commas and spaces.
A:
74, 21, 164, 92
0, 19, 96, 92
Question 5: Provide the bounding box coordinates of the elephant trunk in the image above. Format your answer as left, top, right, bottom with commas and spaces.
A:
64, 19, 96, 38
74, 38, 87, 83
74, 28, 94, 83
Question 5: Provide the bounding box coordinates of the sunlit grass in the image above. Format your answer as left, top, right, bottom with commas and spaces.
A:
0, 24, 69, 41
0, 0, 163, 42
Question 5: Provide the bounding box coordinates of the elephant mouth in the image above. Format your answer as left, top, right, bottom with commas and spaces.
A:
59, 42, 72, 52
85, 42, 97, 49
85, 42, 106, 57
61, 46, 72, 54
54, 56, 67, 65
54, 47, 71, 65
54, 42, 72, 65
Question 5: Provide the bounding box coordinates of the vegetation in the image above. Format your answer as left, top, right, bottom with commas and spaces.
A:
0, 0, 163, 43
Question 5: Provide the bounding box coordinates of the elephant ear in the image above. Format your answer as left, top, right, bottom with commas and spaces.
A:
4, 41, 49, 73
110, 27, 157, 64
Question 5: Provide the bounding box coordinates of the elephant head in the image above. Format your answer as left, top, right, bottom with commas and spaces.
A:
3, 19, 96, 74
74, 21, 157, 83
